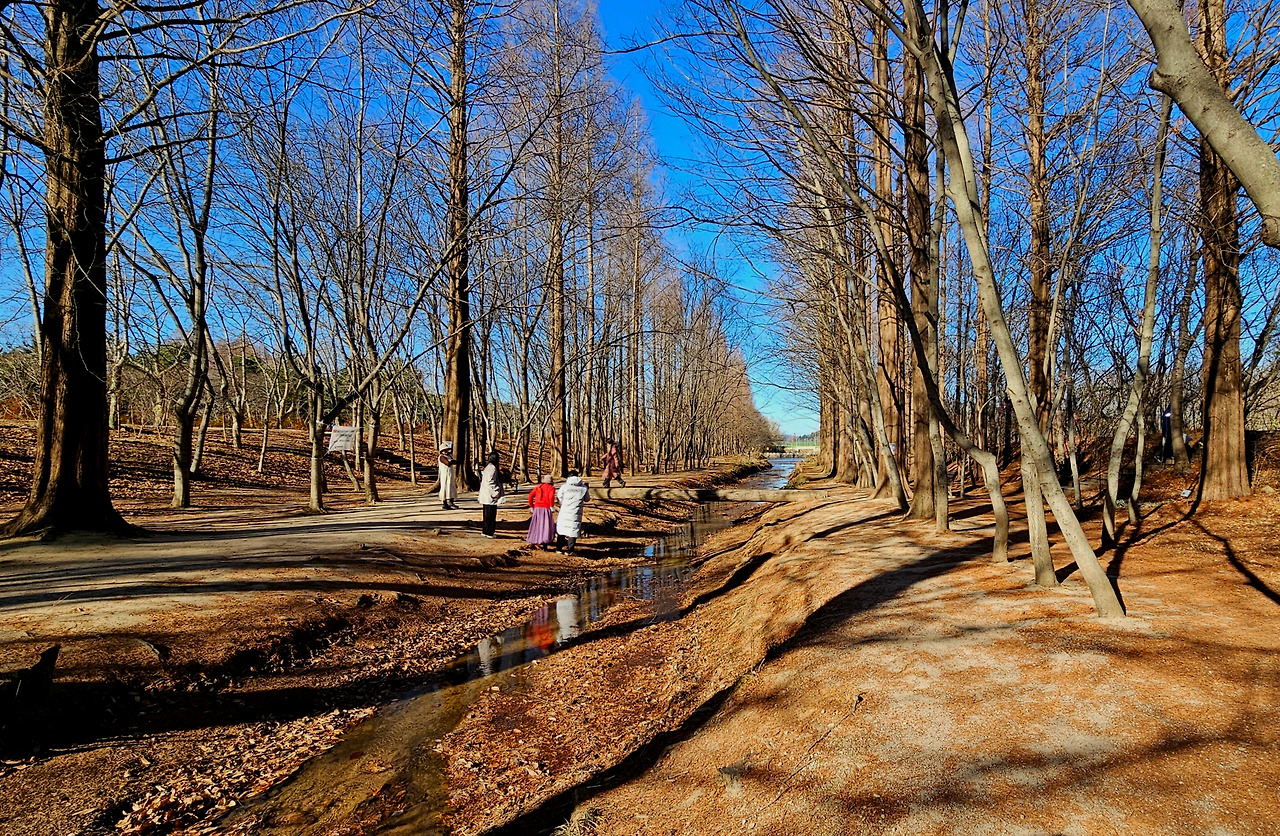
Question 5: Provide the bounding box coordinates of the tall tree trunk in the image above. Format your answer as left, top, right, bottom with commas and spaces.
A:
363, 391, 381, 504
550, 218, 568, 476
191, 388, 213, 475
905, 45, 935, 520
6, 1, 123, 535
582, 184, 597, 476
308, 388, 326, 512
903, 3, 1124, 615
629, 228, 642, 477
1104, 95, 1171, 544
442, 0, 477, 489
1021, 0, 1054, 576
1170, 255, 1198, 473
871, 15, 902, 497
1196, 0, 1249, 501
172, 400, 196, 509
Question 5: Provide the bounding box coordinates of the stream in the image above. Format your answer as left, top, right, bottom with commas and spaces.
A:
227, 460, 799, 835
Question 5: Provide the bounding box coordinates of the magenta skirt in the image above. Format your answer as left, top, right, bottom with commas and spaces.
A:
527, 506, 555, 545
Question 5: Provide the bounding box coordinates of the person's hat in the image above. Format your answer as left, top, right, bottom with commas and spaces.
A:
440, 441, 453, 449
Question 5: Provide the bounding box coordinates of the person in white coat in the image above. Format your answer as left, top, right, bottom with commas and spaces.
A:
478, 450, 504, 538
555, 470, 590, 553
438, 441, 458, 510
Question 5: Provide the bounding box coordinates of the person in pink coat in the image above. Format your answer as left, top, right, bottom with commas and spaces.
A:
601, 439, 626, 488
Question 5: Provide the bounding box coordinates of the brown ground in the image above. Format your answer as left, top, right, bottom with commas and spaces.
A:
359, 466, 1276, 836
0, 421, 762, 835
4, 422, 1279, 836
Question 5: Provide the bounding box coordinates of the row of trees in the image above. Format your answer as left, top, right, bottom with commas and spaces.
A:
0, 0, 774, 530
653, 0, 1280, 617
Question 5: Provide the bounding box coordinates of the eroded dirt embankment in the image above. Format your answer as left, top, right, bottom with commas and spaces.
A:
0, 458, 766, 836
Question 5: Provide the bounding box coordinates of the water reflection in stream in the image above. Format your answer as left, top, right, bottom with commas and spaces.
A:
229, 460, 798, 834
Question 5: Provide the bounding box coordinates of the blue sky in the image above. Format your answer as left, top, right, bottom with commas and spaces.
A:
596, 1, 819, 436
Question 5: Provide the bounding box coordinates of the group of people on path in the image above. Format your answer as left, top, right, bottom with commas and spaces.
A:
437, 439, 626, 552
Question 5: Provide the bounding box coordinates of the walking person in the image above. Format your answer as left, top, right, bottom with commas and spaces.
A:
526, 475, 555, 547
438, 441, 459, 510
1160, 405, 1174, 463
479, 450, 504, 538
601, 439, 626, 488
555, 470, 590, 553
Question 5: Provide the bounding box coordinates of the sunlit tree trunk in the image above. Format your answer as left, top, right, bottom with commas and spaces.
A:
1104, 95, 1171, 544
905, 46, 936, 520
5, 0, 123, 535
442, 0, 477, 489
1020, 0, 1054, 583
1195, 0, 1249, 501
871, 15, 902, 497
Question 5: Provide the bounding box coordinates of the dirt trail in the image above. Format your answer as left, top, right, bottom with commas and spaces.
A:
551, 496, 1280, 836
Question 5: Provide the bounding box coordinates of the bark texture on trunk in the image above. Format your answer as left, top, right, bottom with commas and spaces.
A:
1126, 0, 1280, 248
442, 0, 477, 489
1196, 0, 1249, 501
905, 46, 935, 520
871, 16, 902, 497
6, 1, 124, 535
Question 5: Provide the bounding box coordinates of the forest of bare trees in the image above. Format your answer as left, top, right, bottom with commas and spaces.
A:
645, 0, 1280, 616
0, 0, 776, 530
3, 0, 1280, 617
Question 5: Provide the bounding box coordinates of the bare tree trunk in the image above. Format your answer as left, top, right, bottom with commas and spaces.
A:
871, 15, 902, 497
1021, 0, 1054, 576
442, 0, 477, 489
362, 392, 381, 504
1170, 256, 1198, 473
6, 0, 123, 535
1129, 408, 1147, 522
905, 44, 935, 520
1126, 0, 1280, 247
172, 395, 197, 509
191, 385, 213, 476
1195, 0, 1249, 501
1105, 95, 1172, 544
308, 388, 326, 512
629, 228, 642, 477
257, 391, 271, 474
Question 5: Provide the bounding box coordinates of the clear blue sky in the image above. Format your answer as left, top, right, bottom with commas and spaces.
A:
596, 1, 819, 436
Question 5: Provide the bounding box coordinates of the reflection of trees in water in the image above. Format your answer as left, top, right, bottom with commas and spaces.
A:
457, 466, 801, 683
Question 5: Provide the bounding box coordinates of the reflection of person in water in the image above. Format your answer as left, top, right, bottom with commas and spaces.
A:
477, 635, 500, 677
555, 597, 580, 645
527, 606, 554, 659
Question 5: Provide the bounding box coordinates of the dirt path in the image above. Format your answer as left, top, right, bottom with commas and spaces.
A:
574, 493, 1280, 835
0, 461, 765, 835
325, 488, 1278, 836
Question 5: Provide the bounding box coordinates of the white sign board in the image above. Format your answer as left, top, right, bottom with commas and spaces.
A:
327, 425, 359, 454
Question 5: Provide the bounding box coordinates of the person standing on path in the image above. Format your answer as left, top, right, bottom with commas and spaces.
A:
479, 450, 504, 538
526, 475, 555, 547
438, 441, 458, 510
601, 439, 625, 488
555, 470, 589, 553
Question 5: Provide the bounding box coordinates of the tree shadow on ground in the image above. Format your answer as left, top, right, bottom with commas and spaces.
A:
487, 536, 987, 836
1190, 519, 1280, 606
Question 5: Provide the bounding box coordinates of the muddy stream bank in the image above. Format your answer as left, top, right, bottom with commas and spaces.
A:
219, 461, 800, 835
0, 459, 780, 836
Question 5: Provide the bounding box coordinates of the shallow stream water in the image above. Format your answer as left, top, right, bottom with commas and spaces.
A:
229, 460, 799, 834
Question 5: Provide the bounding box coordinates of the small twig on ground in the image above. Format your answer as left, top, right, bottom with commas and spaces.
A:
741, 691, 865, 828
